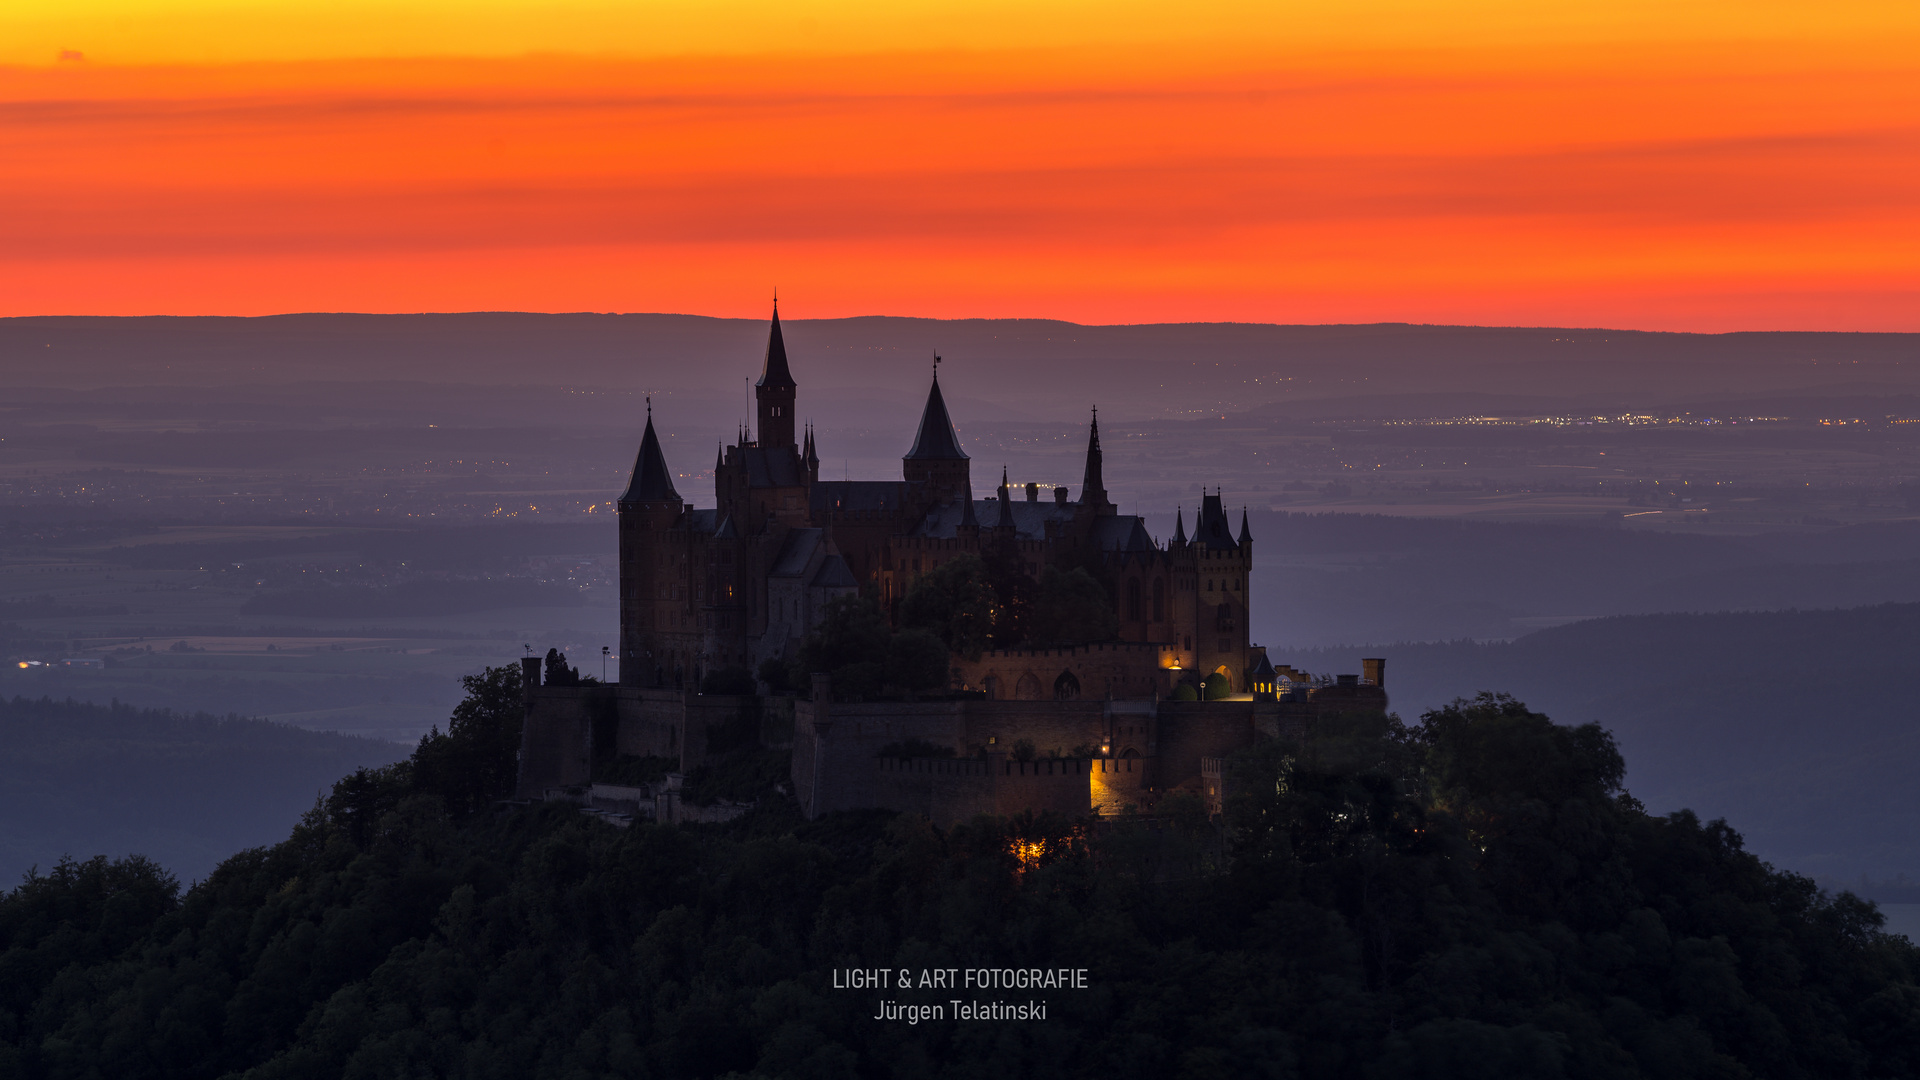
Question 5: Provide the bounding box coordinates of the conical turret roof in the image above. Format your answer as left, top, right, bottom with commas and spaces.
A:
756, 304, 795, 389
619, 411, 680, 504
905, 367, 968, 460
995, 466, 1015, 528
1172, 507, 1187, 544
1239, 508, 1253, 544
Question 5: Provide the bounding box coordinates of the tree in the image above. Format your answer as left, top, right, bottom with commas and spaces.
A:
796, 594, 891, 676
899, 554, 995, 660
1203, 671, 1235, 700
884, 629, 950, 693
411, 663, 525, 815
1028, 565, 1118, 645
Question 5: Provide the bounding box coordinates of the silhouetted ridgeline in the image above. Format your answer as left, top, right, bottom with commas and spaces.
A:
1284, 603, 1920, 882
2, 692, 1917, 1078
0, 696, 406, 886
1244, 514, 1920, 647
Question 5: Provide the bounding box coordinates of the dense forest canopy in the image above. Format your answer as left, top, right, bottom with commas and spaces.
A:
1, 680, 1916, 1079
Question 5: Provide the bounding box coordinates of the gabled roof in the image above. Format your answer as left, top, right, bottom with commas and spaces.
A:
618, 414, 680, 504
911, 496, 1077, 541
811, 480, 906, 513
739, 446, 806, 489
756, 305, 795, 389
810, 554, 858, 589
770, 528, 826, 578
685, 509, 718, 535
1091, 516, 1156, 552
904, 373, 968, 461
713, 514, 739, 540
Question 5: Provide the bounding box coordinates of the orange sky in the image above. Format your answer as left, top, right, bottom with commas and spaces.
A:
3, 3, 1918, 329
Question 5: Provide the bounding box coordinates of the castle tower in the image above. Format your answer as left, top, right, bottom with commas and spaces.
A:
1186, 489, 1251, 692
902, 360, 971, 508
1079, 406, 1114, 515
756, 303, 797, 451
616, 404, 684, 686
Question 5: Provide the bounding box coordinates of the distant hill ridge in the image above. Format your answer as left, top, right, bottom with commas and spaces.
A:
0, 696, 407, 887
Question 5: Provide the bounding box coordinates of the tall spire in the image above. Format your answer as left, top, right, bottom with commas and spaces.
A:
1172, 507, 1187, 544
1080, 405, 1108, 509
905, 357, 968, 460
959, 490, 980, 529
619, 412, 680, 504
996, 466, 1015, 528
755, 301, 798, 450
1238, 507, 1253, 544
757, 301, 795, 389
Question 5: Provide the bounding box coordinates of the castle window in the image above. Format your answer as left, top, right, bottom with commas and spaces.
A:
1152, 579, 1165, 621
1206, 579, 1214, 591
1126, 578, 1141, 621
1215, 603, 1234, 631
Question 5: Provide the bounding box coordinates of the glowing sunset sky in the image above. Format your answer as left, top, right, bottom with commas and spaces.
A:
3, 1, 1917, 328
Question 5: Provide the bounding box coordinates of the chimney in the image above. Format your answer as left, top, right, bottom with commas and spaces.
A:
1362, 657, 1385, 688
1054, 486, 1069, 504
1026, 482, 1039, 502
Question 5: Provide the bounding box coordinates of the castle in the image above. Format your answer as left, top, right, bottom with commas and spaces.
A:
517, 307, 1387, 824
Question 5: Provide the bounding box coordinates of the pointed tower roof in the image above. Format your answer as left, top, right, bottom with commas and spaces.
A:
959, 492, 980, 529
904, 362, 968, 460
1172, 507, 1187, 544
1080, 405, 1107, 504
803, 424, 818, 465
1197, 489, 1235, 549
619, 407, 680, 504
1239, 508, 1253, 544
756, 303, 796, 389
995, 466, 1015, 528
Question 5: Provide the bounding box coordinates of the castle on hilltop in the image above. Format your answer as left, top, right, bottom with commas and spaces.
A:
517, 306, 1386, 824
617, 304, 1255, 699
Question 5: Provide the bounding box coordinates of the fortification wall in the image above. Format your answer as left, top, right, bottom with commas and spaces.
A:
952, 643, 1174, 700
792, 698, 970, 816
992, 757, 1094, 818
1089, 756, 1153, 815
874, 756, 1093, 826
875, 757, 996, 825
1153, 701, 1261, 789
611, 689, 685, 761
958, 700, 1107, 758
516, 685, 597, 798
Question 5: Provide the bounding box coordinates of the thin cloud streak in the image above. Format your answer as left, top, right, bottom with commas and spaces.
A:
1, 47, 1917, 327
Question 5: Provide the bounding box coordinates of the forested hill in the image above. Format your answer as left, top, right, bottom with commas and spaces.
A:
1281, 603, 1920, 882
3, 686, 1917, 1079
0, 696, 407, 886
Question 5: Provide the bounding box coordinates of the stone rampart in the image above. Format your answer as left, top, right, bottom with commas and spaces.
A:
1152, 700, 1263, 790
874, 755, 1093, 826
1089, 756, 1153, 815
952, 643, 1175, 700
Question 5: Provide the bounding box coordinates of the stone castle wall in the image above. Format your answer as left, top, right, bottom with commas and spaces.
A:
950, 643, 1176, 701
519, 660, 1391, 818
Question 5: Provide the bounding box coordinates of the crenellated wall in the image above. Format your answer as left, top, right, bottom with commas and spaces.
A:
519, 658, 1391, 820
950, 643, 1176, 701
